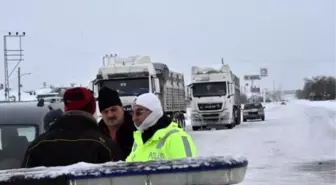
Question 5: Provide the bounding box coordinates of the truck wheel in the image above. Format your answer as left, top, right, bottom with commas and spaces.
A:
234, 109, 241, 125
174, 112, 186, 130
227, 124, 234, 129
180, 118, 186, 130
243, 118, 247, 122
192, 126, 201, 131
261, 116, 265, 121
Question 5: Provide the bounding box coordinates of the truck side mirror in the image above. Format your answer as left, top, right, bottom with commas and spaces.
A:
154, 78, 161, 94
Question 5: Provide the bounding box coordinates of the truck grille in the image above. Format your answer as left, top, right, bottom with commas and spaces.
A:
202, 114, 219, 118
198, 103, 222, 111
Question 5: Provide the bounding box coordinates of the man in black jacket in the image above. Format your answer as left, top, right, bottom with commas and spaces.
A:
21, 87, 123, 168
98, 87, 136, 160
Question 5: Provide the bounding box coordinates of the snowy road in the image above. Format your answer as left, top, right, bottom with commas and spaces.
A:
188, 102, 336, 185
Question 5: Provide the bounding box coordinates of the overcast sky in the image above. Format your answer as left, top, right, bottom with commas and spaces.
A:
0, 0, 335, 92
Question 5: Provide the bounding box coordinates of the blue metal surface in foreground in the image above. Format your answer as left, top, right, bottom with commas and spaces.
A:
0, 156, 248, 185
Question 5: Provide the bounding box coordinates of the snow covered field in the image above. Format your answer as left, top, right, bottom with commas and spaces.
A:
187, 101, 336, 184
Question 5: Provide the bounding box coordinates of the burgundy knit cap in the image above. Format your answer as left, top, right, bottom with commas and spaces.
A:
63, 87, 96, 115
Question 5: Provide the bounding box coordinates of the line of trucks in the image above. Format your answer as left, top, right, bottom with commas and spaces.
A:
89, 55, 241, 130
31, 54, 242, 130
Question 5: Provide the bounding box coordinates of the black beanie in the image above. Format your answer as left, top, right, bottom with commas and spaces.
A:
98, 87, 123, 112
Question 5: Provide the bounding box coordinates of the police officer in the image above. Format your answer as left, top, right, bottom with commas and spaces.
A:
126, 93, 197, 162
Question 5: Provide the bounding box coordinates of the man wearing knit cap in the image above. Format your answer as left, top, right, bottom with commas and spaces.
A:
22, 87, 123, 168
98, 87, 136, 160
126, 93, 197, 162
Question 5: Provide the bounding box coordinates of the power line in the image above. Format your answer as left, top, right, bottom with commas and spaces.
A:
3, 32, 25, 101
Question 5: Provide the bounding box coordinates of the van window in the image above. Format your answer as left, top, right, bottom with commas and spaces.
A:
0, 125, 36, 149
0, 125, 37, 170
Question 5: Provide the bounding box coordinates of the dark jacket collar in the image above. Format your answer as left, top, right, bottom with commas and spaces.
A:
98, 111, 136, 160
49, 110, 99, 131
98, 111, 136, 137
141, 114, 171, 144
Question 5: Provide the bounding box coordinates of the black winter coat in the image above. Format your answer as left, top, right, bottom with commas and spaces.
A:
21, 110, 123, 168
98, 111, 136, 160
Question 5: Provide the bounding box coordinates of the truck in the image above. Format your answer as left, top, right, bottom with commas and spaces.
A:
187, 64, 241, 130
90, 55, 187, 128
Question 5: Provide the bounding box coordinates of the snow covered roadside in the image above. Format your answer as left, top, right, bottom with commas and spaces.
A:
0, 90, 36, 101
0, 88, 55, 102
294, 100, 336, 130
190, 101, 336, 184
294, 100, 336, 111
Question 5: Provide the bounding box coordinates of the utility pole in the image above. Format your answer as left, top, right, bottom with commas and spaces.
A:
251, 79, 255, 102
3, 32, 25, 101
263, 88, 267, 103
18, 67, 21, 101
279, 83, 282, 101
17, 67, 31, 102
272, 80, 275, 101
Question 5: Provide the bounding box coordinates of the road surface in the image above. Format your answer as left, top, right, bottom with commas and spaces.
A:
187, 102, 336, 185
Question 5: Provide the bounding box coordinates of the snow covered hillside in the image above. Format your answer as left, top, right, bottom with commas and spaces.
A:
187, 101, 336, 184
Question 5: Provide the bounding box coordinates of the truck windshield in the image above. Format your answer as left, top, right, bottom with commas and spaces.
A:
100, 78, 149, 96
0, 125, 37, 170
192, 82, 227, 97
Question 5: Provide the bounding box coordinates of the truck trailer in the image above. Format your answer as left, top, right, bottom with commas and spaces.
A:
187, 64, 241, 130
90, 55, 187, 128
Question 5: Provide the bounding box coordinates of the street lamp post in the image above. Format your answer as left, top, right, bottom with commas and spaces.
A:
18, 67, 31, 102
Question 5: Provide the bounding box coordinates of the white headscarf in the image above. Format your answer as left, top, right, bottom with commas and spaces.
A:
132, 93, 163, 132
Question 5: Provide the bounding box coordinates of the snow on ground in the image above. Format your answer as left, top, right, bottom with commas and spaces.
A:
187, 101, 336, 184
0, 90, 36, 101
294, 100, 336, 111
293, 100, 336, 130
0, 88, 56, 101
0, 97, 334, 184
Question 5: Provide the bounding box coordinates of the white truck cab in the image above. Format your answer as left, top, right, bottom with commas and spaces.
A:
187, 65, 241, 130
90, 55, 186, 127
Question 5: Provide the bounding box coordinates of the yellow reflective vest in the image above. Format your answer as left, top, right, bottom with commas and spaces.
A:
126, 122, 197, 162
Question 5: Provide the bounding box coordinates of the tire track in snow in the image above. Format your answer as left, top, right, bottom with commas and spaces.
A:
189, 102, 336, 185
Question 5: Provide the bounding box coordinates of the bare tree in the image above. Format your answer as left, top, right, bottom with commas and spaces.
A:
296, 76, 336, 100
